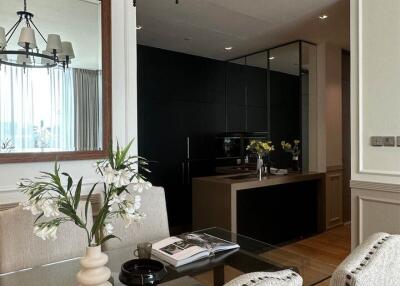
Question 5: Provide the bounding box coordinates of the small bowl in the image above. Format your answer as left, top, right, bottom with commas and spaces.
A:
119, 259, 167, 286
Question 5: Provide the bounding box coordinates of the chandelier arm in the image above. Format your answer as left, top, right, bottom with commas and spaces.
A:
5, 17, 22, 37
29, 19, 48, 43
5, 18, 23, 46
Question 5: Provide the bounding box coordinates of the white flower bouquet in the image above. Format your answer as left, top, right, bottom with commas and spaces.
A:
18, 140, 152, 246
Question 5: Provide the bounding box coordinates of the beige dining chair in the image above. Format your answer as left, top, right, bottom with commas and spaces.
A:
223, 270, 303, 286
102, 185, 170, 251
0, 202, 93, 274
330, 232, 400, 286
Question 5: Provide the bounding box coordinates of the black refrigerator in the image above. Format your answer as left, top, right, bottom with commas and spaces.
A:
174, 136, 216, 232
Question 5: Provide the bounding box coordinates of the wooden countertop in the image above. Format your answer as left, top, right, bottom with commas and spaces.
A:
193, 171, 325, 191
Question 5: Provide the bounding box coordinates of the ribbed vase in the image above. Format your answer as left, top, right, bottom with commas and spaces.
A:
77, 245, 112, 286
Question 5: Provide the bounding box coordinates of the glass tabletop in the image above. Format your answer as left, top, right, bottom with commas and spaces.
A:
0, 227, 336, 286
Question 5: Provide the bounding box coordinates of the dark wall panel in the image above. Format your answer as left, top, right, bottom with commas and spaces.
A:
137, 45, 227, 229
138, 44, 301, 229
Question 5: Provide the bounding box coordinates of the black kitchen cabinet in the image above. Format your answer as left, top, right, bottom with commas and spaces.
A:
226, 62, 268, 133
137, 45, 226, 230
245, 66, 268, 132
138, 44, 302, 231
226, 62, 246, 132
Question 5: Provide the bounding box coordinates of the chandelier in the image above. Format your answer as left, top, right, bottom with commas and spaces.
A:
0, 0, 75, 70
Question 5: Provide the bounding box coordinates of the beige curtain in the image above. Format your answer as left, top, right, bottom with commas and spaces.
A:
73, 68, 102, 151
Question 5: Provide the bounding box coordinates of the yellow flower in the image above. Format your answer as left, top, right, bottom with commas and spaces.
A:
294, 140, 300, 145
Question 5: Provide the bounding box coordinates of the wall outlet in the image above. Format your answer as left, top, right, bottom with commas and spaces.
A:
383, 136, 395, 147
371, 136, 384, 146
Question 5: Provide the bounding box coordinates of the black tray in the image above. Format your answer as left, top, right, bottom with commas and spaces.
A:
119, 259, 167, 286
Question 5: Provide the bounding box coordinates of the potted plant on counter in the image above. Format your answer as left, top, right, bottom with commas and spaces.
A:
281, 139, 301, 172
18, 140, 152, 286
246, 140, 274, 179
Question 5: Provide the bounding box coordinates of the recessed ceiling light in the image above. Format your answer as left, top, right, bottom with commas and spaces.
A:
318, 14, 328, 20
268, 56, 275, 60
136, 25, 142, 30
225, 46, 233, 51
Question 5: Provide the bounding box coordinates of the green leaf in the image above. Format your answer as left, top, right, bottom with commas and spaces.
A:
85, 183, 98, 222
108, 140, 114, 169
74, 177, 83, 210
34, 212, 44, 224
59, 207, 74, 218
98, 234, 120, 245
67, 176, 73, 191
119, 139, 134, 165
91, 196, 110, 239
115, 141, 121, 167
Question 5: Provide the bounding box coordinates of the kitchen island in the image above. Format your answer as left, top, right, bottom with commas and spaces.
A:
192, 172, 326, 244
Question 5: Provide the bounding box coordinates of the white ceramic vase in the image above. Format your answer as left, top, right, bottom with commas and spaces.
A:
77, 245, 112, 286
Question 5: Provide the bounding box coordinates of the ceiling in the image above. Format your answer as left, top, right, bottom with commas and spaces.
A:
136, 0, 350, 61
0, 0, 100, 70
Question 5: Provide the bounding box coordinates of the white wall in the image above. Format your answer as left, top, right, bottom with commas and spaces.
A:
0, 0, 138, 204
352, 0, 400, 185
351, 0, 400, 247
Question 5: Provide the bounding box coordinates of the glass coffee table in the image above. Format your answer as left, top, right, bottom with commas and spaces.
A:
0, 228, 336, 286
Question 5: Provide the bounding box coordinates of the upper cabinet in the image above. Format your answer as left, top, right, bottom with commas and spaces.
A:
245, 52, 268, 132
226, 59, 246, 132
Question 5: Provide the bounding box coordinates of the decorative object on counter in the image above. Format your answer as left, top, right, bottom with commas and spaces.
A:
18, 139, 152, 286
246, 140, 274, 180
281, 140, 301, 172
134, 242, 153, 259
119, 259, 167, 286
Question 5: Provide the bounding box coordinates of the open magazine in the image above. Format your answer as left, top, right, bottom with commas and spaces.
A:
152, 232, 240, 267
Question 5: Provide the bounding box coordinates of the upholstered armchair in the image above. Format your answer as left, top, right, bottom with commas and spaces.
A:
0, 202, 93, 274
223, 270, 303, 286
330, 232, 400, 286
102, 186, 170, 251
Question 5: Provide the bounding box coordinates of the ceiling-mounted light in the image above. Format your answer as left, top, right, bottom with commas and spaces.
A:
318, 14, 328, 20
136, 25, 142, 30
225, 46, 233, 51
268, 56, 275, 60
0, 0, 75, 70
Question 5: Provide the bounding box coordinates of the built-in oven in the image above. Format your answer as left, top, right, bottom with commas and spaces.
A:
215, 132, 269, 168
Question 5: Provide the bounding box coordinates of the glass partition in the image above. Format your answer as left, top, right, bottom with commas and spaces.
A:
269, 42, 301, 169
226, 40, 316, 171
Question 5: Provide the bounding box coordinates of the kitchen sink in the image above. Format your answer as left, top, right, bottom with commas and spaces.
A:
226, 174, 258, 180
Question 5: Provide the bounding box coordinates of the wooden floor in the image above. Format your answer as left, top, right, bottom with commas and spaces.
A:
194, 224, 351, 286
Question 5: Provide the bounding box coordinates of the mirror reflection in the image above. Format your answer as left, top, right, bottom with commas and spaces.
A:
0, 0, 102, 153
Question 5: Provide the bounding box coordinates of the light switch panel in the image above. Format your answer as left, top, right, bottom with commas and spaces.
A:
383, 136, 395, 146
371, 136, 384, 146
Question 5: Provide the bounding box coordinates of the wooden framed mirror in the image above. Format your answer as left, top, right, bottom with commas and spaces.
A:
0, 0, 111, 163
